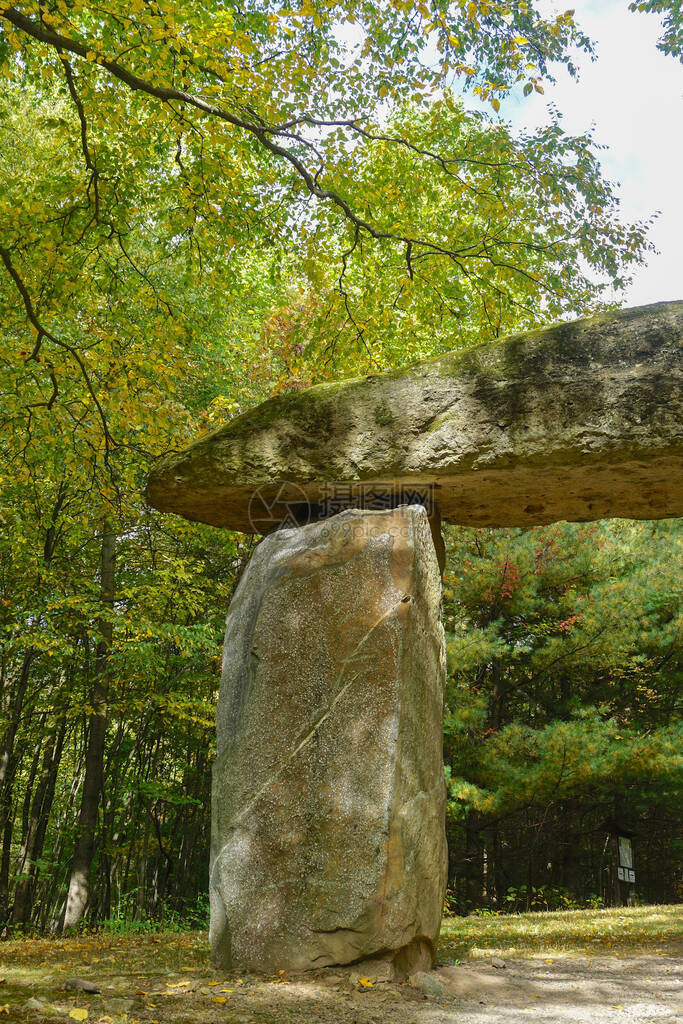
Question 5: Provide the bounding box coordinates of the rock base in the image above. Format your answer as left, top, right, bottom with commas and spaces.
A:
209, 505, 447, 973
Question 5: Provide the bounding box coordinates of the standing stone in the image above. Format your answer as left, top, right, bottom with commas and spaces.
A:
209, 504, 447, 975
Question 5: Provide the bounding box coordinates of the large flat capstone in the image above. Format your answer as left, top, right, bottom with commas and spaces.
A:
147, 301, 683, 532
209, 505, 447, 974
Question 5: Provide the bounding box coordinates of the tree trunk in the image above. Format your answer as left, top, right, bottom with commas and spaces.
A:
12, 717, 67, 926
62, 520, 116, 931
0, 651, 34, 924
0, 487, 66, 925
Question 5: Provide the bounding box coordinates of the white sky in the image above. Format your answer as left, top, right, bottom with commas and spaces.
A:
503, 0, 682, 307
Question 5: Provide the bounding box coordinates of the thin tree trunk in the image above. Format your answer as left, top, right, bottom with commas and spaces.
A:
0, 487, 66, 925
19, 741, 44, 853
12, 717, 67, 926
135, 816, 149, 921
44, 750, 84, 931
98, 718, 127, 921
62, 520, 116, 931
0, 652, 34, 922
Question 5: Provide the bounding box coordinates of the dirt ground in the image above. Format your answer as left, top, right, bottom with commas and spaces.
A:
1, 906, 681, 1024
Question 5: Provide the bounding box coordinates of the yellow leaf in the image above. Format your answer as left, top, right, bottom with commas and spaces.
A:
491, 97, 500, 112
358, 977, 373, 988
212, 996, 227, 1003
69, 1011, 89, 1022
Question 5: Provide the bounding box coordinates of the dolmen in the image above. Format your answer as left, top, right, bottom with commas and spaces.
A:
146, 300, 682, 976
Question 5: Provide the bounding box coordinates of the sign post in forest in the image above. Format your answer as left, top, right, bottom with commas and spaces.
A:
608, 827, 637, 907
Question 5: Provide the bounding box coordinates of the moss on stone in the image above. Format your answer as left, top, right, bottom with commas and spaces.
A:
374, 399, 395, 428
145, 300, 683, 533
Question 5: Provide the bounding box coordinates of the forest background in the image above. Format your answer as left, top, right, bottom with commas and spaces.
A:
0, 0, 680, 933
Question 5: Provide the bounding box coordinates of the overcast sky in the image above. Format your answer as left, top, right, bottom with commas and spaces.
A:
504, 0, 682, 307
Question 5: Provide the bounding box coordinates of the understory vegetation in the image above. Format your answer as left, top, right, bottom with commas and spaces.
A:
442, 520, 681, 913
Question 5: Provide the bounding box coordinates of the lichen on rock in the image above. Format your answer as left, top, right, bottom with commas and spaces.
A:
147, 300, 683, 532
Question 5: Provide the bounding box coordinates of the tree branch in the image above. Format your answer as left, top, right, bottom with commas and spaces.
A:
57, 51, 100, 221
0, 5, 534, 283
0, 243, 115, 462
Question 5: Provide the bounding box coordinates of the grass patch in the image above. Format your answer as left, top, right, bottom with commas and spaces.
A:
438, 903, 683, 962
0, 930, 212, 1021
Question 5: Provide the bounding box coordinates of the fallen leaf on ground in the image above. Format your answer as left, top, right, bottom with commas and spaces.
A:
69, 1010, 89, 1022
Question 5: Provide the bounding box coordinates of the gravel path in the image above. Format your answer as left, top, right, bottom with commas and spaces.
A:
231, 952, 682, 1024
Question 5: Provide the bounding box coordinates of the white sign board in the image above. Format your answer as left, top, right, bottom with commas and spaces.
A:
618, 836, 633, 869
